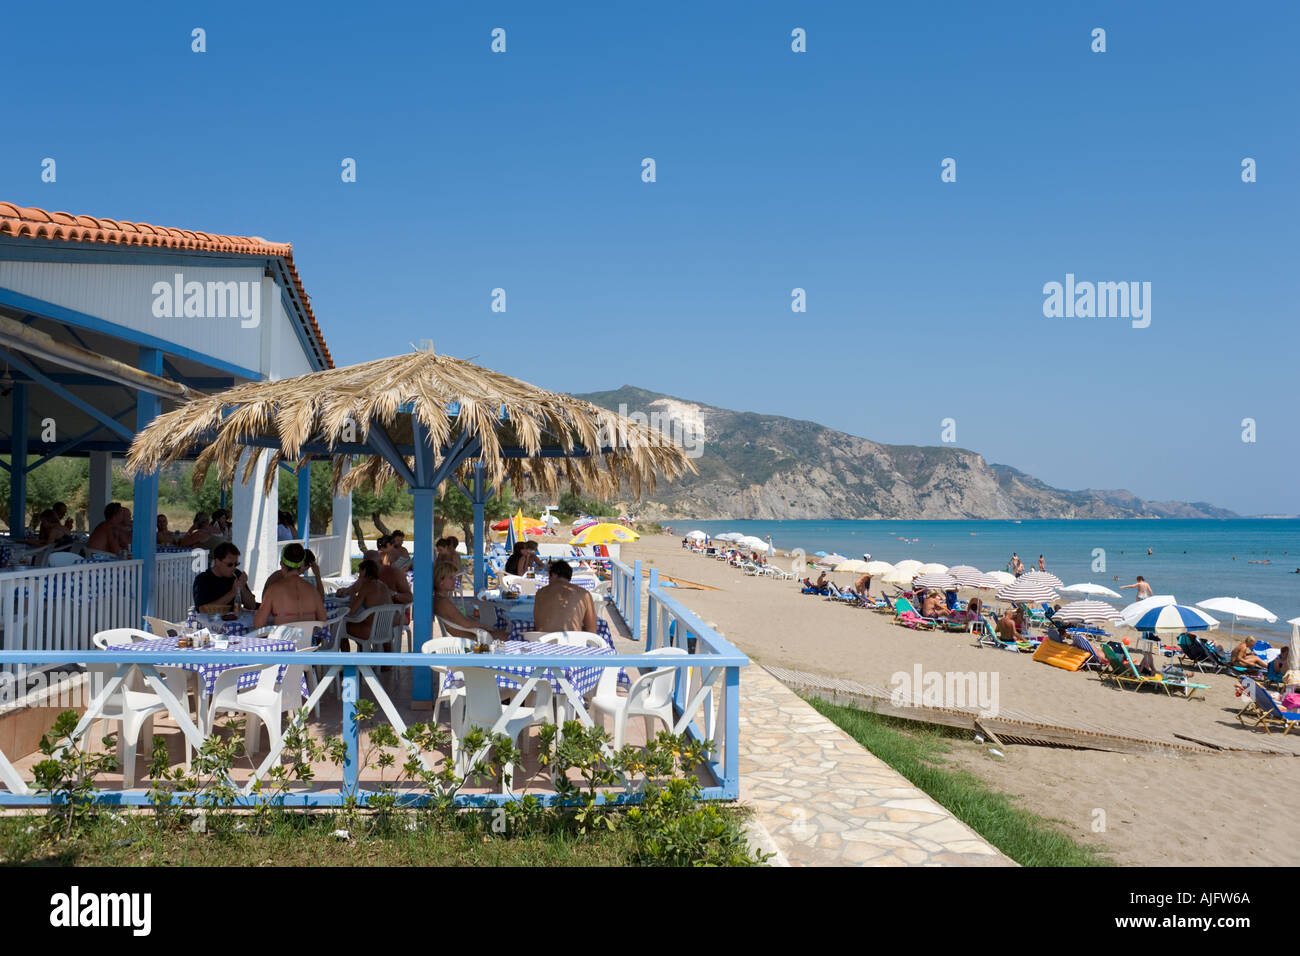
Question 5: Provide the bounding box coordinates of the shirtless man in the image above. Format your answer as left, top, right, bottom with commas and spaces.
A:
255, 544, 326, 629
534, 560, 599, 634
1230, 636, 1268, 671
112, 507, 133, 553
377, 543, 413, 604
921, 590, 948, 619
997, 608, 1019, 644
87, 503, 122, 553
853, 573, 872, 597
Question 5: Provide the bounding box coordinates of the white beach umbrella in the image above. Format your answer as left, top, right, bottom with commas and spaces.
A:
1062, 582, 1123, 599
1286, 617, 1300, 686
1195, 597, 1277, 623
1019, 570, 1063, 589
1119, 594, 1177, 629
833, 559, 873, 574
685, 530, 707, 541
815, 552, 848, 568
912, 572, 958, 590
863, 560, 895, 577
893, 559, 925, 576
995, 580, 1060, 603
984, 570, 1016, 586
738, 536, 767, 551
1052, 600, 1125, 625
882, 566, 917, 587
917, 563, 949, 575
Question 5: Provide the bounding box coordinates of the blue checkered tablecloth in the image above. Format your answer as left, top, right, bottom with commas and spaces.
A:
506, 618, 614, 648
441, 640, 616, 697
130, 634, 299, 695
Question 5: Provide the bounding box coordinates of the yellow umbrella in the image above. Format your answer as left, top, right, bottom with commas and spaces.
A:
570, 522, 640, 545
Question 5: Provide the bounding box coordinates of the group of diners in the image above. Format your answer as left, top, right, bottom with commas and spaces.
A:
434, 557, 600, 644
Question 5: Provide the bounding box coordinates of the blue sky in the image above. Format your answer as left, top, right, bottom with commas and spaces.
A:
4, 0, 1297, 514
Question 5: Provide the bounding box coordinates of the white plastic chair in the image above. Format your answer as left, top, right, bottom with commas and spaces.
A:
47, 551, 86, 567
537, 631, 607, 650
435, 614, 495, 646
452, 666, 553, 785
86, 631, 167, 787
344, 604, 405, 654
421, 637, 473, 721
590, 647, 688, 750
204, 628, 314, 756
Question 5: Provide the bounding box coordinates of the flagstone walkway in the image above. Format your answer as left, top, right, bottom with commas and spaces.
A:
739, 665, 1013, 866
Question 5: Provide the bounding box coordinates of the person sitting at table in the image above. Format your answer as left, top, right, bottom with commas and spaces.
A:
534, 560, 599, 635
344, 559, 396, 649
276, 510, 296, 542
87, 503, 122, 553
435, 559, 506, 641
111, 506, 133, 554
390, 530, 413, 570
376, 541, 414, 604
1231, 636, 1268, 670
256, 543, 327, 629
264, 545, 327, 599
193, 542, 258, 613
155, 514, 180, 548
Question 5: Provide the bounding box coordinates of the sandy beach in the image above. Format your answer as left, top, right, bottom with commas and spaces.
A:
621, 530, 1300, 867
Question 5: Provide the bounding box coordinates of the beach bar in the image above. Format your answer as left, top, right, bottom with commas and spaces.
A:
0, 202, 745, 807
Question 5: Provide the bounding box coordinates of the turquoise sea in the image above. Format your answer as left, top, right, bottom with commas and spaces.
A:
667, 519, 1300, 643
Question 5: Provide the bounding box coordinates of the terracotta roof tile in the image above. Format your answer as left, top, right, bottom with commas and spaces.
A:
0, 202, 332, 368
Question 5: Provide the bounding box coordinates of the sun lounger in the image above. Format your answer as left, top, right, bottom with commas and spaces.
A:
979, 613, 1036, 652
1099, 642, 1207, 698
892, 597, 942, 630
1195, 636, 1263, 677
1237, 678, 1300, 734
1065, 629, 1104, 671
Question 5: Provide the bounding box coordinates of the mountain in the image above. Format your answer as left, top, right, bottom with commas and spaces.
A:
572, 386, 1238, 521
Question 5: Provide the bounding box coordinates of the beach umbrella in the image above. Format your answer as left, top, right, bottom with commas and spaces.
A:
833, 559, 872, 572
1195, 597, 1277, 632
882, 566, 917, 587
815, 553, 848, 568
1131, 604, 1218, 635
984, 570, 1016, 586
918, 563, 949, 575
1285, 617, 1300, 686
539, 513, 559, 526
572, 518, 600, 533
1019, 570, 1063, 589
505, 518, 517, 552
863, 560, 895, 577
813, 550, 827, 557
1119, 594, 1177, 629
948, 564, 980, 579
913, 572, 958, 590
685, 530, 707, 541
1052, 600, 1125, 626
570, 522, 640, 545
893, 559, 925, 576
966, 573, 1006, 590
491, 517, 510, 532
995, 580, 1060, 603
1062, 582, 1122, 599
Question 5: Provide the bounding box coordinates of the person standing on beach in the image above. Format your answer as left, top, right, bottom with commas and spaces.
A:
1011, 553, 1024, 577
1120, 576, 1153, 602
1037, 555, 1046, 572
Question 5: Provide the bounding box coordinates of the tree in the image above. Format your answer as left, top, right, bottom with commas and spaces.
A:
436, 480, 514, 554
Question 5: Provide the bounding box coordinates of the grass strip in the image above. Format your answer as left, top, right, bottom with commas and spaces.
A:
806, 696, 1111, 867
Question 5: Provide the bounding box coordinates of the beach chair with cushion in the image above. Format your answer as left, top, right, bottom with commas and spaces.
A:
1237, 679, 1300, 735
1099, 642, 1207, 698
892, 597, 941, 630
979, 613, 1037, 652
1065, 629, 1104, 671
1195, 636, 1263, 678
1176, 633, 1215, 673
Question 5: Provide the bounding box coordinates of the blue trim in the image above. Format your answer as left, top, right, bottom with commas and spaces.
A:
366, 423, 417, 487
297, 465, 310, 538
0, 286, 261, 380
26, 424, 107, 472
9, 384, 27, 535
134, 347, 163, 619
0, 347, 134, 442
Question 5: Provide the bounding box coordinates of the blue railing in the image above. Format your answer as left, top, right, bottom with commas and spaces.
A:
609, 558, 642, 641
0, 634, 747, 806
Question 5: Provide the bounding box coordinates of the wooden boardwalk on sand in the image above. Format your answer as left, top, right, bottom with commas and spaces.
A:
765, 666, 1295, 757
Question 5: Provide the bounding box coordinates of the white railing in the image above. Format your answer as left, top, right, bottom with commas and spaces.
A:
0, 561, 142, 675
154, 552, 195, 624
277, 535, 346, 577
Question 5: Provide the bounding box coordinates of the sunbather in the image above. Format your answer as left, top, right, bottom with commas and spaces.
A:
1231, 636, 1268, 670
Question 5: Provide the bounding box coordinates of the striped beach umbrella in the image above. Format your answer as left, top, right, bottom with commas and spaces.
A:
1132, 604, 1218, 634
1052, 600, 1125, 625
996, 580, 1060, 603
912, 572, 958, 590
965, 573, 1005, 590
1019, 570, 1063, 589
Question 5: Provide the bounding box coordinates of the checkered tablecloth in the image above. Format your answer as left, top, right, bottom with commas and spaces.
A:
506, 618, 614, 648
130, 634, 298, 695
441, 640, 616, 697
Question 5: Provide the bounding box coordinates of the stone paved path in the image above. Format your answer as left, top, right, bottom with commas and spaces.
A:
740, 665, 1014, 866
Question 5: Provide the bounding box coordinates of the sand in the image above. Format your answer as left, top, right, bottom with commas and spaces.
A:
621, 531, 1300, 866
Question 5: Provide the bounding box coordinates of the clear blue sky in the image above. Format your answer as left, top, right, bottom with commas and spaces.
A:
4, 1, 1297, 514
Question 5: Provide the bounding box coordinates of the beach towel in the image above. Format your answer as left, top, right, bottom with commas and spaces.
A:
1283, 693, 1300, 711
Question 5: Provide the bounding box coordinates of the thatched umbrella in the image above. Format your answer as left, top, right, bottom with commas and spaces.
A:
126, 348, 695, 705
126, 349, 693, 499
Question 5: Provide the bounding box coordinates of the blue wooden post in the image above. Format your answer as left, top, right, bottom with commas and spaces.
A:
8, 384, 27, 537
645, 566, 657, 649
342, 664, 359, 796
472, 463, 486, 594
297, 464, 311, 539
410, 487, 435, 703
632, 559, 643, 643
219, 487, 227, 510
133, 349, 162, 619
723, 666, 740, 797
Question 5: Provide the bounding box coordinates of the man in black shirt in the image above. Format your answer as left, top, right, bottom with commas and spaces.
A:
193, 542, 258, 612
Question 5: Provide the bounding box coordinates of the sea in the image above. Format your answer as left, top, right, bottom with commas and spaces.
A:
667, 519, 1300, 644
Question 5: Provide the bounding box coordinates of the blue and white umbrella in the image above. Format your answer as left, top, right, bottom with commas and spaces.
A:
1131, 603, 1218, 634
